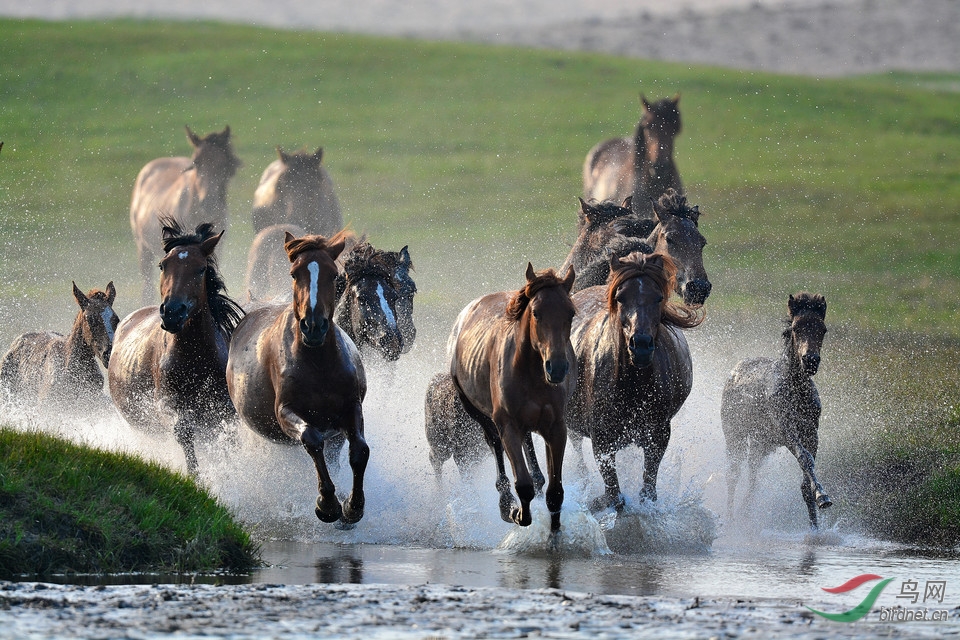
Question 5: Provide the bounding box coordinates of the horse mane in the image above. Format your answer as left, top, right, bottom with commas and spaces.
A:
505, 268, 570, 322
606, 252, 704, 329
341, 241, 397, 285
159, 216, 244, 337
652, 188, 700, 223
580, 199, 633, 229
283, 229, 354, 263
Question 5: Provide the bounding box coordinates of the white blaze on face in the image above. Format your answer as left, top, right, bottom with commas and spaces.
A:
178, 251, 189, 260
102, 308, 116, 342
376, 282, 397, 330
308, 261, 320, 312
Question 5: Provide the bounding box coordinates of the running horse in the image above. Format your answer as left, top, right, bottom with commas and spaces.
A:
563, 189, 711, 305
449, 263, 576, 533
129, 126, 241, 302
108, 220, 244, 476
226, 230, 369, 526
568, 252, 704, 511
582, 94, 683, 217
334, 241, 416, 361
0, 281, 118, 408
251, 147, 343, 236
720, 292, 832, 530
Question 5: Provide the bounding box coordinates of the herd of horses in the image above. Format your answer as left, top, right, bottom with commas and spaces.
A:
0, 95, 834, 538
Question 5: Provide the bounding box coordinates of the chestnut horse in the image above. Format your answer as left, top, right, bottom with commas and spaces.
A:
568, 252, 703, 511
0, 282, 118, 407
129, 126, 241, 302
721, 293, 832, 530
563, 189, 711, 305
251, 147, 343, 236
449, 264, 576, 533
582, 94, 683, 217
108, 220, 244, 476
334, 241, 417, 361
226, 230, 369, 526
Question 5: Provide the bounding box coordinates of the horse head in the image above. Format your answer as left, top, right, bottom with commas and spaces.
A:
274, 147, 326, 220
648, 189, 711, 306
607, 252, 673, 368
73, 281, 119, 368
184, 125, 242, 199
508, 263, 576, 385
640, 93, 682, 148
785, 292, 827, 376
285, 230, 348, 348
389, 245, 417, 353
337, 242, 405, 360
158, 222, 223, 333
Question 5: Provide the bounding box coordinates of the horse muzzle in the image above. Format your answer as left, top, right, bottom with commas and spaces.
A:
803, 353, 821, 376
544, 358, 570, 385
682, 278, 712, 306
628, 333, 656, 368
299, 316, 330, 348
159, 300, 193, 333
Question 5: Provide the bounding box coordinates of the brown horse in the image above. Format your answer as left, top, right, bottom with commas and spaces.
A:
582, 94, 683, 217
251, 147, 343, 236
129, 126, 241, 302
226, 230, 369, 526
449, 264, 576, 533
721, 293, 832, 530
108, 220, 244, 476
0, 282, 118, 407
564, 190, 711, 305
568, 252, 703, 512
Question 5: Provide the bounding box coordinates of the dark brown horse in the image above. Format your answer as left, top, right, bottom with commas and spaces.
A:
334, 241, 417, 361
226, 230, 369, 526
449, 264, 576, 533
424, 371, 491, 482
721, 293, 832, 530
251, 147, 343, 236
564, 190, 711, 305
108, 220, 243, 476
568, 252, 703, 512
582, 94, 683, 217
129, 126, 241, 302
0, 282, 118, 407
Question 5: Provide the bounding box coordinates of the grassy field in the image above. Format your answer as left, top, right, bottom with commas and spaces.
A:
0, 427, 258, 577
1, 19, 959, 547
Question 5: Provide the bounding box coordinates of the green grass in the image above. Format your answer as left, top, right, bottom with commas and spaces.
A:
0, 427, 258, 577
1, 19, 959, 546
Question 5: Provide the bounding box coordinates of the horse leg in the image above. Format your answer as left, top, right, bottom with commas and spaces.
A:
501, 425, 535, 527
543, 424, 567, 534
590, 435, 625, 512
340, 402, 369, 525
725, 441, 746, 521
523, 433, 546, 496
783, 438, 831, 522
792, 431, 831, 530
281, 404, 342, 523
458, 390, 518, 523
173, 416, 200, 476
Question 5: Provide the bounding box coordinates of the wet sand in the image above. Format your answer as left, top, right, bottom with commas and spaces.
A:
2, 1, 959, 637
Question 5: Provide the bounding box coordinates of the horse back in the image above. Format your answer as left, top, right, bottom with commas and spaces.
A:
582, 136, 633, 203
0, 331, 65, 399
107, 307, 166, 428
130, 156, 194, 245
251, 159, 343, 235
448, 292, 511, 419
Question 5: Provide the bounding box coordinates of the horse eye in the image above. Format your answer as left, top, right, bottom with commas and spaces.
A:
158, 262, 164, 272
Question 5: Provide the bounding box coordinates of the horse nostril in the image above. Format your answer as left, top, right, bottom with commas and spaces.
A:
630, 334, 654, 352
545, 359, 569, 383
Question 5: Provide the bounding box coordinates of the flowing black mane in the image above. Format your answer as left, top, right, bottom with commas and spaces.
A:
652, 188, 700, 224
159, 217, 244, 337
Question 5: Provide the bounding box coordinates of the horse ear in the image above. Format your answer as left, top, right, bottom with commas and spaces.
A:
399, 245, 412, 267
277, 146, 290, 164
525, 262, 536, 283
313, 147, 324, 163
672, 92, 681, 105
221, 125, 231, 138
185, 125, 201, 147
284, 231, 297, 245
327, 238, 347, 262
562, 265, 576, 292
688, 204, 701, 224
73, 281, 89, 310
621, 195, 632, 210
105, 281, 117, 306
640, 94, 651, 111
200, 230, 224, 256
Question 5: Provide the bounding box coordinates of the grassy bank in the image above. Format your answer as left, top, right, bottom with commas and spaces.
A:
1, 19, 958, 546
0, 427, 258, 578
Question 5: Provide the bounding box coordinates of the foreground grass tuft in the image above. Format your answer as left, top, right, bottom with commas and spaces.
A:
0, 427, 259, 578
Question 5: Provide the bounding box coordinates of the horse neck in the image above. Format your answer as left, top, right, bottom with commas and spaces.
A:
510, 310, 544, 377
192, 170, 229, 214
779, 335, 810, 386
63, 312, 100, 379
177, 300, 224, 356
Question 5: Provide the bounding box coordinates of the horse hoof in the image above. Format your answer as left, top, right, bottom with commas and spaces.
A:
499, 493, 518, 524
589, 494, 625, 514
511, 506, 532, 527
334, 520, 356, 531
341, 502, 365, 525
315, 496, 343, 523
817, 493, 833, 509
